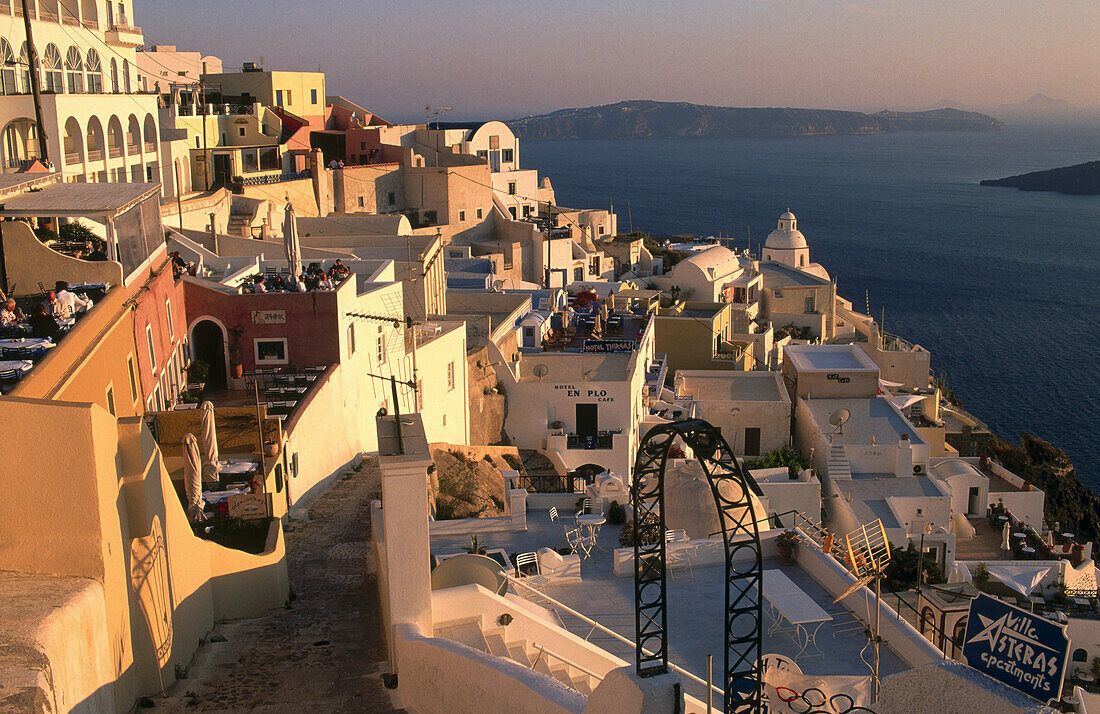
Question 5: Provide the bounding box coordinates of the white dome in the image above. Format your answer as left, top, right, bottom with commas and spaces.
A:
764, 227, 807, 251
779, 210, 797, 221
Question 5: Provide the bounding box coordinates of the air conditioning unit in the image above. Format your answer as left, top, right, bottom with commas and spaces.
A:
913, 464, 925, 475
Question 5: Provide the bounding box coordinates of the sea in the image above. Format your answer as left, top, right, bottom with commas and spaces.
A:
522, 125, 1100, 490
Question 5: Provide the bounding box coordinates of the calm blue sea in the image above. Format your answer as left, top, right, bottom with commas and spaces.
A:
523, 126, 1100, 489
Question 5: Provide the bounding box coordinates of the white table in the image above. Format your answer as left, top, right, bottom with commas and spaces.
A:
763, 570, 832, 658
0, 359, 34, 373
218, 460, 260, 477
577, 513, 607, 551
0, 338, 54, 355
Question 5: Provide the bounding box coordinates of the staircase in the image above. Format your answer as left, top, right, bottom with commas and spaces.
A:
227, 210, 253, 237
827, 442, 852, 480
435, 619, 598, 695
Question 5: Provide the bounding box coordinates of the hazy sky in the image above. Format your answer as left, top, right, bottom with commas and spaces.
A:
134, 0, 1100, 122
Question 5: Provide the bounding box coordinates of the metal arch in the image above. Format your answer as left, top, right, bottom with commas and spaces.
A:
631, 419, 764, 713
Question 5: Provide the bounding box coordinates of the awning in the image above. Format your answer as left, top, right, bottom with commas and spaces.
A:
880, 379, 904, 388
984, 563, 1057, 597
891, 394, 927, 410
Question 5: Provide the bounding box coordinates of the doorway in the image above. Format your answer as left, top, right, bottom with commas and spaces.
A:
191, 319, 227, 389
744, 427, 761, 457
968, 487, 981, 515
212, 153, 232, 188
576, 403, 598, 442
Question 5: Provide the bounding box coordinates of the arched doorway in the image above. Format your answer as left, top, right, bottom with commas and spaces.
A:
191, 319, 227, 390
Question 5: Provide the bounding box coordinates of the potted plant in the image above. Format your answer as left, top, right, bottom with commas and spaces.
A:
462, 534, 487, 555
776, 530, 799, 565
972, 562, 991, 592
187, 359, 210, 390
1072, 544, 1085, 567
228, 326, 244, 379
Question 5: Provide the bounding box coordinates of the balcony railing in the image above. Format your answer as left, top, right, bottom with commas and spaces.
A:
566, 432, 615, 450
108, 146, 122, 159
87, 148, 103, 161
64, 151, 80, 165
144, 141, 156, 153
241, 169, 311, 187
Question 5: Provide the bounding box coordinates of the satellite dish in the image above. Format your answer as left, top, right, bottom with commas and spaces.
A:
829, 408, 850, 434
532, 364, 548, 380
493, 280, 504, 291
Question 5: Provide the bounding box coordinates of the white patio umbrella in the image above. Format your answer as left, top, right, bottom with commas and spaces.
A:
200, 400, 220, 483
283, 202, 302, 283
182, 433, 206, 522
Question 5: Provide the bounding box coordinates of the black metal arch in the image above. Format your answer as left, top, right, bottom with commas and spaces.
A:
631, 419, 764, 713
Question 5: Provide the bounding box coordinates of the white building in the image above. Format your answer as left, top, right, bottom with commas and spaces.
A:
0, 0, 165, 187
673, 370, 791, 457
135, 45, 221, 93
762, 210, 829, 280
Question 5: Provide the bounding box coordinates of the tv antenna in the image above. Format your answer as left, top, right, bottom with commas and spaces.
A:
425, 105, 454, 126
833, 519, 891, 702
829, 408, 850, 436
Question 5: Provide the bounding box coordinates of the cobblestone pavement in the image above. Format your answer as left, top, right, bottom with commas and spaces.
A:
156, 458, 402, 712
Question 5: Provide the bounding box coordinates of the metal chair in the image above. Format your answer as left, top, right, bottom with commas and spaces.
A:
0, 368, 22, 393
514, 552, 552, 589
581, 498, 603, 516
564, 529, 594, 559
2, 346, 36, 360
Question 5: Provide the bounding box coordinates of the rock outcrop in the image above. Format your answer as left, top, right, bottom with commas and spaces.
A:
980, 160, 1100, 195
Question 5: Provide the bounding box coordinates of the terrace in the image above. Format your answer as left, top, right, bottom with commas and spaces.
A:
533, 289, 654, 354
429, 510, 915, 704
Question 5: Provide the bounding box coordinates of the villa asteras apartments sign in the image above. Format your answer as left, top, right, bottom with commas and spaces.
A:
961, 593, 1069, 704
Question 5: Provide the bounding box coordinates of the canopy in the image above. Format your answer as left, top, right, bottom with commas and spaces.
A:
200, 401, 219, 483
182, 433, 205, 522
891, 394, 927, 410
880, 379, 904, 388
984, 562, 1057, 597
283, 202, 302, 281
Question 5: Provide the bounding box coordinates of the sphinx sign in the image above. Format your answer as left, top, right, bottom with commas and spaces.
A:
961, 593, 1069, 705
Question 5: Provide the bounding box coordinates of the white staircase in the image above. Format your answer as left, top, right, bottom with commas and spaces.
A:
827, 442, 852, 480
434, 620, 599, 696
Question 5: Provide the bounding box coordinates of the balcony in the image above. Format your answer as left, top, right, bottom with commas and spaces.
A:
565, 431, 616, 450
64, 151, 80, 165
105, 23, 144, 48
87, 148, 103, 162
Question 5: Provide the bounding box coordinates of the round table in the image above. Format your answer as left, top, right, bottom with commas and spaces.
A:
577, 514, 607, 550
1013, 532, 1026, 539
1063, 533, 1076, 541
0, 359, 33, 373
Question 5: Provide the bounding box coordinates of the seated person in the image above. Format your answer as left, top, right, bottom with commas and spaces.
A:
86, 242, 108, 261
253, 276, 267, 293
317, 274, 334, 290
170, 251, 188, 277
54, 281, 92, 316
328, 259, 351, 281
42, 291, 65, 319
295, 273, 309, 292
29, 304, 62, 341
304, 271, 320, 291
1, 298, 25, 328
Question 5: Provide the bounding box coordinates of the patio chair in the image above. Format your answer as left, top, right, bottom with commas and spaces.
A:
581, 498, 603, 516
549, 506, 574, 526
514, 552, 552, 591
0, 368, 21, 393
665, 529, 690, 544
564, 529, 594, 559
2, 346, 35, 360
667, 544, 696, 580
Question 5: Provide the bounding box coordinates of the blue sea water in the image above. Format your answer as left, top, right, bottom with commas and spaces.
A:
523, 126, 1100, 489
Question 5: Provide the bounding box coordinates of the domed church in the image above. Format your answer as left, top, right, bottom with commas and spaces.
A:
763, 210, 809, 269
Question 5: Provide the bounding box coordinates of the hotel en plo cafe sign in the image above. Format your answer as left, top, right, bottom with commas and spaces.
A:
961, 593, 1070, 705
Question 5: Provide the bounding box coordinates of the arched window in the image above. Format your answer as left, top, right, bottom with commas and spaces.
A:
18, 42, 37, 95
85, 49, 102, 93
65, 46, 83, 93
920, 607, 935, 638
0, 39, 14, 95
122, 59, 130, 93
1074, 648, 1089, 662
109, 57, 118, 93
951, 616, 968, 657
42, 44, 62, 93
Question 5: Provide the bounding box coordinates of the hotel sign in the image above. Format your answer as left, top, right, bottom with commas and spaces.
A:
582, 339, 633, 353
252, 310, 286, 325
961, 593, 1069, 704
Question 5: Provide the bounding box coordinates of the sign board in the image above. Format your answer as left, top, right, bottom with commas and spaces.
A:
228, 493, 272, 520
582, 338, 633, 353
961, 593, 1069, 704
252, 309, 286, 325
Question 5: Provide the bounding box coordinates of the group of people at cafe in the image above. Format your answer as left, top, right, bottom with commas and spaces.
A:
1, 281, 94, 341
249, 259, 352, 294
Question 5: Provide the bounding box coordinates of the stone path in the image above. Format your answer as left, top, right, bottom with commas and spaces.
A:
156, 458, 402, 712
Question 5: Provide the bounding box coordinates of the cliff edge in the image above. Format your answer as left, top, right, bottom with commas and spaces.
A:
980, 160, 1100, 195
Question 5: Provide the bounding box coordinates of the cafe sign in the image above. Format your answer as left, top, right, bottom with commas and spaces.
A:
252, 309, 286, 325
582, 338, 633, 353
228, 493, 271, 520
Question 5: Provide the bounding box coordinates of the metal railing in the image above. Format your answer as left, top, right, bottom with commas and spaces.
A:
566, 432, 614, 450
241, 169, 311, 187
505, 574, 725, 702
530, 643, 605, 683
514, 473, 585, 494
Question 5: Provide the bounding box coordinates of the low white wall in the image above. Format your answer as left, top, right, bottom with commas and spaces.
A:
612, 530, 782, 577
429, 489, 528, 535
793, 531, 944, 668
394, 622, 586, 714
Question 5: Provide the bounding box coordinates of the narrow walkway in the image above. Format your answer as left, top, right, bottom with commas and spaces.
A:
157, 458, 402, 712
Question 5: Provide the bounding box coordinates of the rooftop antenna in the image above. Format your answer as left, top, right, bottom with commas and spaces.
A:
828, 407, 850, 436
833, 519, 891, 703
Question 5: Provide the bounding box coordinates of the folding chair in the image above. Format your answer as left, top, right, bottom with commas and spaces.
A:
565, 529, 594, 559
1, 347, 35, 360
582, 498, 603, 516
666, 530, 697, 580
514, 552, 552, 594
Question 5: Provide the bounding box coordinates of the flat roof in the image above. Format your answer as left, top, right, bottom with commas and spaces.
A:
676, 370, 787, 403
0, 182, 160, 216
844, 473, 947, 527
785, 344, 879, 372
806, 396, 925, 446
759, 261, 830, 287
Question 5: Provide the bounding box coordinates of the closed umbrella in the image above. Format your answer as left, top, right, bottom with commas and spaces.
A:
182, 433, 206, 522
283, 202, 302, 283
200, 400, 219, 483
1001, 521, 1011, 558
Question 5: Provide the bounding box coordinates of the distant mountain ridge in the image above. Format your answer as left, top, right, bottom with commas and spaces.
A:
981, 160, 1100, 195
506, 100, 1004, 140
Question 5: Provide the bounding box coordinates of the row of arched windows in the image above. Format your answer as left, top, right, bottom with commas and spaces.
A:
0, 38, 127, 96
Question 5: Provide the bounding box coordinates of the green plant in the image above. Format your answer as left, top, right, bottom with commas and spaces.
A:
34, 225, 58, 243
179, 389, 201, 404
502, 453, 522, 471
619, 512, 662, 548
776, 530, 800, 549
59, 222, 97, 243
744, 447, 811, 479
462, 534, 486, 555
227, 325, 244, 364
883, 543, 945, 591
607, 500, 627, 526
972, 562, 991, 592
188, 360, 210, 384
1092, 656, 1100, 679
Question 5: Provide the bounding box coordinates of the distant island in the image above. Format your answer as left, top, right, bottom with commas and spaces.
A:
506, 100, 1004, 141
981, 160, 1100, 195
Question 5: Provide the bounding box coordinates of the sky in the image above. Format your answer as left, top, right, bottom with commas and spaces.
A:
134, 0, 1100, 122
